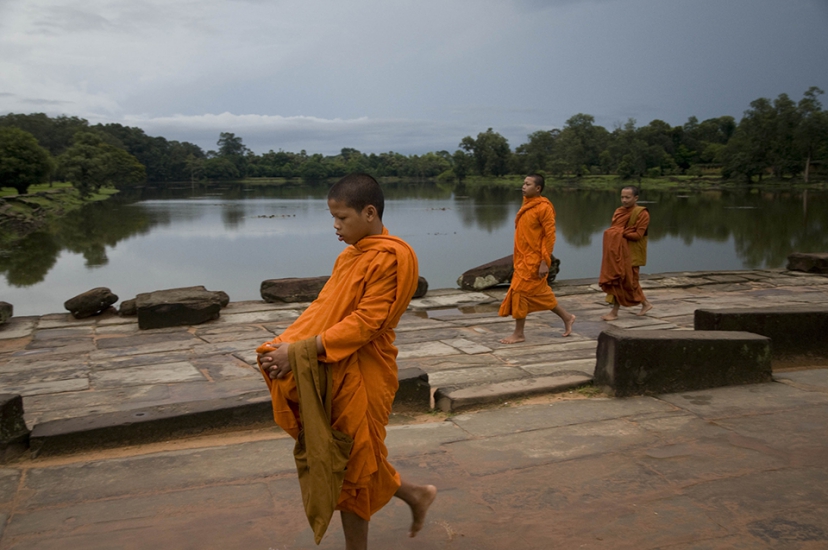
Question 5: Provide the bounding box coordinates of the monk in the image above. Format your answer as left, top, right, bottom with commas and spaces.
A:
499, 174, 576, 343
256, 173, 436, 550
599, 185, 653, 320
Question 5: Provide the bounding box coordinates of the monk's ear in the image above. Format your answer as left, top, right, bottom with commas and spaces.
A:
362, 205, 378, 221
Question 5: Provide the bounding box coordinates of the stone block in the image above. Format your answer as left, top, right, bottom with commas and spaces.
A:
135, 286, 226, 330
0, 302, 11, 325
457, 254, 560, 290
786, 252, 828, 274
393, 367, 430, 412
64, 287, 118, 319
694, 307, 828, 358
593, 329, 771, 397
260, 276, 329, 303
0, 394, 30, 463
119, 298, 137, 316
413, 276, 428, 299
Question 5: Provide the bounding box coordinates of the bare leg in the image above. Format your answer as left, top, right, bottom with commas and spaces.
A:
500, 318, 526, 344
394, 479, 437, 538
601, 303, 620, 321
341, 511, 369, 550
551, 305, 576, 337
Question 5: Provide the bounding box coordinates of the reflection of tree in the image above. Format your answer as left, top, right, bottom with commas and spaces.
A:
0, 232, 60, 286
552, 190, 617, 247
454, 186, 516, 233
0, 199, 155, 285
222, 203, 246, 229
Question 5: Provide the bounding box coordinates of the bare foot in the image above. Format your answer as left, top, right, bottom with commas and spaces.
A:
499, 334, 525, 344
601, 313, 618, 321
636, 302, 653, 316
408, 485, 437, 537
562, 314, 576, 337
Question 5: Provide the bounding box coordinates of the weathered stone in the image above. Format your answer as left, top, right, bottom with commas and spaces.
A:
413, 276, 428, 299
435, 373, 591, 412
0, 302, 11, 325
457, 254, 560, 290
593, 329, 772, 397
0, 394, 30, 463
393, 367, 430, 412
694, 306, 828, 358
119, 299, 137, 316
64, 287, 119, 319
135, 287, 226, 330
787, 252, 828, 274
260, 276, 329, 303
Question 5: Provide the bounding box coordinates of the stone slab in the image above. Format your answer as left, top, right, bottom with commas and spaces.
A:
0, 318, 36, 340
439, 338, 492, 354
522, 358, 596, 376
91, 362, 204, 389
773, 368, 828, 390
3, 378, 89, 398
428, 366, 527, 388
450, 396, 671, 437
408, 292, 494, 310
28, 394, 277, 457
695, 306, 828, 357
493, 339, 596, 359
594, 329, 772, 397
386, 422, 469, 457
396, 341, 461, 359
435, 374, 592, 412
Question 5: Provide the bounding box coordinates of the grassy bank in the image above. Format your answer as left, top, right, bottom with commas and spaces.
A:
0, 184, 117, 246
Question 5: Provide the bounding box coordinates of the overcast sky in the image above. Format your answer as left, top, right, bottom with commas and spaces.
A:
2, 0, 827, 155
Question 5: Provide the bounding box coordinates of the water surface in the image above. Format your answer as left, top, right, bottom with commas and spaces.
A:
1, 183, 826, 316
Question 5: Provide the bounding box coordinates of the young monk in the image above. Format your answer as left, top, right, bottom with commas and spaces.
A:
599, 185, 653, 320
499, 174, 576, 343
256, 173, 436, 549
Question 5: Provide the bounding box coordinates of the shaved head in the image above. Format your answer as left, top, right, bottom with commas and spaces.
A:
328, 173, 385, 219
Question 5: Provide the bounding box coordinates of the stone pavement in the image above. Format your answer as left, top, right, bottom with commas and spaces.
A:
0, 369, 827, 549
1, 269, 828, 453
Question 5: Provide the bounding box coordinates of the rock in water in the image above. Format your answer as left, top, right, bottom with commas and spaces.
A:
135, 286, 228, 329
457, 254, 560, 290
0, 302, 12, 325
260, 277, 330, 303
64, 288, 118, 319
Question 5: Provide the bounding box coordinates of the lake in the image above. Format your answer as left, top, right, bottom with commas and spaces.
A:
1, 182, 826, 316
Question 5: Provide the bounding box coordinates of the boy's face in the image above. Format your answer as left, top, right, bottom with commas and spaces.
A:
522, 177, 542, 198
620, 188, 638, 208
328, 198, 375, 245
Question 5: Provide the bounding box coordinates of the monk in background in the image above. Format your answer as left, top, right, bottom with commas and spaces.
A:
257, 173, 436, 550
499, 174, 576, 343
599, 185, 653, 320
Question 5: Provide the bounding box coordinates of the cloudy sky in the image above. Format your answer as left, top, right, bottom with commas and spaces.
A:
1, 0, 827, 155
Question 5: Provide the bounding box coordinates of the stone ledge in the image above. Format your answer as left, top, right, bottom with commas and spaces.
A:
694, 307, 828, 358
787, 252, 828, 274
434, 373, 592, 413
593, 329, 771, 397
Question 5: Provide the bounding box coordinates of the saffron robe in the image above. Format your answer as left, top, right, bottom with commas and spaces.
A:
498, 196, 559, 319
257, 228, 419, 522
599, 206, 649, 307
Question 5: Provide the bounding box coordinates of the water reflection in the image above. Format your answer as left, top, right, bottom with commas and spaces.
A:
1, 182, 827, 316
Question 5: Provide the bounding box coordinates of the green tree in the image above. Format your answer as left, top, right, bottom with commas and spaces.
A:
217, 132, 249, 177
556, 114, 609, 176
459, 128, 511, 176
57, 132, 146, 196
796, 87, 827, 183
515, 129, 559, 173
0, 127, 54, 194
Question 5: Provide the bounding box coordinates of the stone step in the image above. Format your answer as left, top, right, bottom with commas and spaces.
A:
434, 373, 593, 413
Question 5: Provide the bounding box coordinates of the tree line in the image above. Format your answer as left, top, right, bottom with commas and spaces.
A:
1, 87, 826, 196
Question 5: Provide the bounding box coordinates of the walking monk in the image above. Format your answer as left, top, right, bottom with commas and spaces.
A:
499, 174, 576, 343
599, 185, 653, 320
256, 173, 436, 549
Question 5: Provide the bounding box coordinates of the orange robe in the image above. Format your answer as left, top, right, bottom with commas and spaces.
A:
599, 206, 650, 307
257, 228, 418, 521
498, 196, 559, 319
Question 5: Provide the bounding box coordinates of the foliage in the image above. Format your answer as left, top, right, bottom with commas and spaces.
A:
0, 126, 54, 194
459, 128, 511, 176
57, 132, 146, 197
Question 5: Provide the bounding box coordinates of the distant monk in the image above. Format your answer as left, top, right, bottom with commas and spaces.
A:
599, 185, 653, 320
499, 174, 576, 343
257, 173, 436, 549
